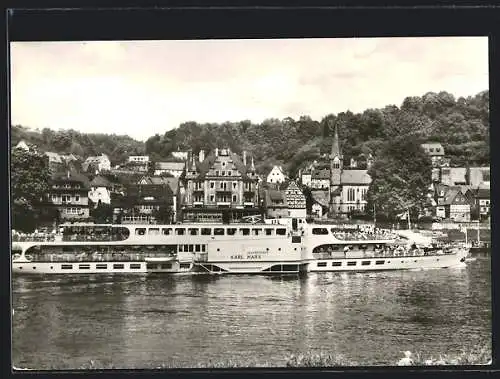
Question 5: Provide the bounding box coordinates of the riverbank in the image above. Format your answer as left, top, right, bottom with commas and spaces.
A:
14, 344, 491, 370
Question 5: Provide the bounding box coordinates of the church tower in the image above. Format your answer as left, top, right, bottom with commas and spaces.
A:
329, 123, 343, 215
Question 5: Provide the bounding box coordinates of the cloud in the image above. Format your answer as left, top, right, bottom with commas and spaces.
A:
10, 37, 488, 141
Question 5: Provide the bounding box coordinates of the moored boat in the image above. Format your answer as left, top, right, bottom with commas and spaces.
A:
12, 217, 468, 275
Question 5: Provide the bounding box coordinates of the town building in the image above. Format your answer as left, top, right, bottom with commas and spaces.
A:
439, 166, 490, 188
121, 178, 176, 224
44, 152, 64, 172
181, 148, 260, 223
154, 162, 185, 177
266, 165, 287, 184
328, 125, 372, 217
264, 189, 289, 218
46, 170, 91, 221
14, 140, 30, 151
284, 181, 307, 218
435, 186, 471, 222
464, 187, 491, 220
171, 150, 189, 161
299, 125, 373, 218
137, 176, 180, 222
421, 143, 445, 167
82, 154, 111, 174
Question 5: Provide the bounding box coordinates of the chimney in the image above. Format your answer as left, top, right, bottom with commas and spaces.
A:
199, 149, 205, 162
215, 147, 219, 157
243, 151, 247, 166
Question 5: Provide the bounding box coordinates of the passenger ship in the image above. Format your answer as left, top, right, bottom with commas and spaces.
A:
11, 217, 468, 275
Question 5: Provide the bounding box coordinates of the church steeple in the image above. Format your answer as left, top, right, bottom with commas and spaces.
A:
330, 123, 342, 160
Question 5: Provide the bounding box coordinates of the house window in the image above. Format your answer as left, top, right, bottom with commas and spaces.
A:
233, 182, 237, 189
228, 171, 232, 176
232, 195, 237, 202
75, 195, 80, 202
62, 194, 71, 203
210, 195, 215, 202
210, 182, 215, 189
51, 194, 58, 202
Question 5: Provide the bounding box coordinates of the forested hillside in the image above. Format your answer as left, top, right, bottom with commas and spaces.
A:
144, 90, 489, 176
10, 126, 145, 166
12, 90, 489, 174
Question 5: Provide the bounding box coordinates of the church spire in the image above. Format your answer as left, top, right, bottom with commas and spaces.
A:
330, 123, 341, 158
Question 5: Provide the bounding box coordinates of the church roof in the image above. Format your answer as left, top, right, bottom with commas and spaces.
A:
331, 124, 342, 158
340, 170, 371, 185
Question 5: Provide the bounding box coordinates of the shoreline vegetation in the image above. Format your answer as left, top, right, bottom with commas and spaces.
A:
14, 344, 491, 370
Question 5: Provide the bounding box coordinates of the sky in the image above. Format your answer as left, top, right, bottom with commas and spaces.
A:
10, 37, 489, 141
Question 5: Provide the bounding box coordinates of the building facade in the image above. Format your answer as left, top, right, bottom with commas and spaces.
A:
82, 154, 111, 173
266, 165, 287, 184
284, 181, 307, 218
181, 148, 260, 222
154, 162, 185, 177
47, 171, 90, 220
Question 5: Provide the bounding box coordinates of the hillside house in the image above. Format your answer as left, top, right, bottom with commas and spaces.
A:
154, 162, 185, 177
266, 166, 287, 184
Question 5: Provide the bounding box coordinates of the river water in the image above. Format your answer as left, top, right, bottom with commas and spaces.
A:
12, 258, 491, 369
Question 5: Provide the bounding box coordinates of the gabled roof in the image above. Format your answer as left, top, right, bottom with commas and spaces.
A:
51, 170, 90, 188
285, 181, 302, 193
90, 175, 112, 188
440, 187, 463, 205
311, 168, 330, 180
266, 189, 288, 207
341, 170, 371, 185
137, 175, 179, 194
191, 150, 255, 181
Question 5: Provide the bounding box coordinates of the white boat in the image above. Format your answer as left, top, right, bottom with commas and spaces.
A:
11, 217, 468, 275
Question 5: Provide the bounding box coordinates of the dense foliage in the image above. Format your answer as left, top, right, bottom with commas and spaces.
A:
365, 136, 433, 221
11, 148, 51, 232
143, 90, 489, 175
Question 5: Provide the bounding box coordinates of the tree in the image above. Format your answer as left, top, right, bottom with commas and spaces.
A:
365, 136, 433, 222
152, 205, 174, 224
11, 148, 51, 232
90, 202, 114, 224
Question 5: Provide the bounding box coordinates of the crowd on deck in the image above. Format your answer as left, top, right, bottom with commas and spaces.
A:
11, 230, 57, 242
332, 228, 398, 241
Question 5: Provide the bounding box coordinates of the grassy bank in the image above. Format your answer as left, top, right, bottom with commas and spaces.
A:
14, 344, 491, 370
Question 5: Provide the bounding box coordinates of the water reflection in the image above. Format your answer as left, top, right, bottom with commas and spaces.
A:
12, 259, 491, 369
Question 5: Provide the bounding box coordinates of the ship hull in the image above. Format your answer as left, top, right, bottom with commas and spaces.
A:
306, 252, 466, 272
12, 261, 194, 275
